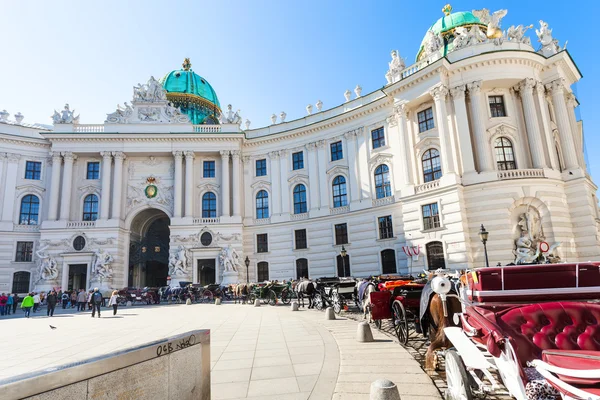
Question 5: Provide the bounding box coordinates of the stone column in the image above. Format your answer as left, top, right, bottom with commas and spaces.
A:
406, 115, 419, 184
306, 142, 320, 210
450, 85, 476, 174
430, 85, 455, 174
396, 104, 413, 185
355, 128, 369, 198
546, 79, 578, 170
344, 129, 360, 202
517, 78, 547, 169
268, 151, 281, 216
535, 83, 559, 170
59, 152, 75, 221
242, 156, 253, 218
316, 141, 329, 208
99, 151, 112, 220
0, 153, 6, 217
173, 151, 184, 218
566, 92, 585, 169
1, 154, 19, 222
231, 150, 241, 216
61, 262, 69, 292
184, 151, 195, 217
467, 81, 494, 172
47, 152, 62, 221
219, 150, 230, 217
111, 152, 125, 220
279, 150, 290, 214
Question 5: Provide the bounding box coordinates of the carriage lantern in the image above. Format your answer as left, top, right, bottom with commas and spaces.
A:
244, 256, 250, 283
479, 224, 490, 268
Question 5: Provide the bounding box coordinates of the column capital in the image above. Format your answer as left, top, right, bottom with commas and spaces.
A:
450, 84, 467, 99
173, 150, 184, 159
429, 84, 449, 101
183, 150, 195, 159
278, 149, 288, 157
61, 151, 76, 161
343, 127, 361, 139
242, 155, 251, 164
566, 92, 578, 108
534, 81, 546, 96
100, 151, 112, 159
517, 78, 537, 95
6, 153, 21, 163
467, 80, 482, 95
545, 78, 565, 95
219, 150, 230, 158
268, 151, 280, 160
230, 150, 241, 159
305, 142, 318, 151
49, 151, 62, 159
393, 102, 410, 120
112, 151, 126, 160
315, 140, 326, 148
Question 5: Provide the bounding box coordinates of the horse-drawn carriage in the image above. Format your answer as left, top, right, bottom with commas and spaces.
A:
441, 262, 600, 400
247, 281, 292, 306
313, 277, 356, 314
117, 287, 160, 305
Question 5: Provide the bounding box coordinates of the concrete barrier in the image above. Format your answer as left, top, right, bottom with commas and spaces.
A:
254, 299, 261, 307
325, 307, 336, 320
370, 378, 401, 400
215, 298, 222, 305
185, 298, 192, 305
357, 321, 374, 342
0, 330, 210, 400
291, 301, 299, 311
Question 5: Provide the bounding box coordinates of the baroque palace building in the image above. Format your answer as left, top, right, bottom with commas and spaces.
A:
1, 6, 599, 294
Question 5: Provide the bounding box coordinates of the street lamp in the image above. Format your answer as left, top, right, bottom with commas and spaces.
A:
340, 246, 347, 277
244, 256, 250, 283
479, 224, 490, 268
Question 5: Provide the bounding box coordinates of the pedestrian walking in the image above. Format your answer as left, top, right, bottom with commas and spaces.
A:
46, 291, 58, 317
6, 293, 13, 315
61, 292, 69, 309
11, 294, 18, 314
33, 292, 41, 313
77, 289, 87, 311
87, 290, 93, 310
91, 288, 102, 318
21, 293, 34, 318
108, 290, 119, 316
71, 291, 77, 308
0, 293, 7, 316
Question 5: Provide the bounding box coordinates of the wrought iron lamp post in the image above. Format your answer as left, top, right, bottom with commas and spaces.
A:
479, 224, 490, 268
340, 245, 347, 277
244, 256, 250, 283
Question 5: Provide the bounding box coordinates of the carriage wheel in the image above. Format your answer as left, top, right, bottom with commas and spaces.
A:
268, 290, 277, 306
202, 290, 213, 303
247, 294, 256, 304
392, 301, 409, 345
281, 289, 291, 305
331, 291, 342, 314
314, 293, 324, 311
444, 349, 473, 400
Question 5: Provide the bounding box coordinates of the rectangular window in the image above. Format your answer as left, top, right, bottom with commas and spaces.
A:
203, 161, 215, 178
378, 215, 394, 239
256, 159, 267, 176
292, 151, 304, 170
334, 223, 348, 245
86, 162, 100, 179
295, 229, 307, 249
330, 141, 343, 161
15, 241, 33, 262
257, 262, 269, 282
417, 108, 435, 133
422, 203, 441, 231
371, 127, 386, 149
24, 161, 42, 180
489, 95, 507, 118
257, 233, 268, 253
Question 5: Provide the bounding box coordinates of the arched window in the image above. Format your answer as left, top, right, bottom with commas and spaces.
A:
82, 194, 99, 221
12, 271, 30, 293
422, 149, 442, 183
426, 241, 445, 271
296, 258, 309, 279
256, 190, 269, 219
202, 192, 217, 218
494, 137, 516, 170
19, 195, 39, 225
332, 176, 348, 208
374, 165, 392, 199
257, 261, 269, 282
293, 184, 307, 214
381, 249, 397, 274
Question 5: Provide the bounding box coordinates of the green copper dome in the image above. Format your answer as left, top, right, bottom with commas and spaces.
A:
160, 58, 221, 124
416, 5, 486, 61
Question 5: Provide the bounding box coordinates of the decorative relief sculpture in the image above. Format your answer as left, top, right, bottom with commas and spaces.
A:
35, 245, 59, 282
219, 104, 242, 124
91, 249, 114, 282
423, 30, 444, 57
220, 245, 242, 273
126, 175, 174, 212
168, 245, 190, 277
472, 8, 508, 39
52, 104, 79, 124
513, 205, 561, 264
536, 20, 561, 57
507, 24, 533, 45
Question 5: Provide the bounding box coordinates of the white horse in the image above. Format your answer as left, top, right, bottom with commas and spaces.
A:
355, 279, 378, 322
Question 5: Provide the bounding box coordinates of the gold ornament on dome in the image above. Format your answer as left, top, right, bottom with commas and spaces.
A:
182, 58, 192, 71
442, 4, 452, 16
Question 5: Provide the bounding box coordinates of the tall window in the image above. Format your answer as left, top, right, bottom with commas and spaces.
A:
336, 254, 351, 277
256, 190, 269, 219
15, 242, 33, 262
257, 234, 268, 253
19, 195, 39, 225
371, 127, 386, 149
295, 229, 307, 249
417, 107, 435, 133
296, 258, 309, 279
203, 161, 215, 178
422, 203, 440, 230
335, 223, 348, 245
292, 151, 304, 170
378, 216, 394, 239
257, 261, 269, 281
489, 95, 506, 118
86, 162, 100, 179
293, 184, 307, 214
422, 149, 442, 183
426, 241, 446, 270
25, 161, 42, 180
256, 159, 267, 176
332, 176, 348, 207
381, 249, 397, 274
83, 194, 99, 221
202, 192, 217, 218
374, 165, 392, 199
12, 271, 31, 293
330, 141, 343, 161
494, 137, 516, 170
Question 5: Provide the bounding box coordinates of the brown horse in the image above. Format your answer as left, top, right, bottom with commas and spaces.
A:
423, 292, 462, 374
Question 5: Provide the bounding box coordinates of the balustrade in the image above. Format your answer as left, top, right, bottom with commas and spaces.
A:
414, 180, 441, 194
66, 221, 96, 229
497, 169, 545, 180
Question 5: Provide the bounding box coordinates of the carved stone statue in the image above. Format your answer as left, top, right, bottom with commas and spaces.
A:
52, 103, 79, 124
244, 119, 251, 130
536, 20, 560, 56
0, 110, 9, 122
219, 104, 242, 124
344, 90, 352, 102
315, 100, 323, 112
423, 30, 444, 57
453, 27, 469, 49
507, 24, 533, 45
270, 114, 277, 124
168, 245, 189, 276
387, 50, 405, 83
354, 85, 362, 98
472, 8, 507, 39
280, 111, 286, 123
133, 76, 167, 102
512, 206, 560, 264
219, 245, 242, 273
306, 104, 313, 115
106, 102, 133, 123
91, 248, 114, 282
36, 245, 59, 282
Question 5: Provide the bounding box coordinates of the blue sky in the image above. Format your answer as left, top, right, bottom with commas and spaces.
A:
1, 1, 598, 176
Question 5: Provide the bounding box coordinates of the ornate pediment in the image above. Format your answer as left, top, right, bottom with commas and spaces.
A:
487, 122, 519, 143
197, 182, 220, 192
16, 184, 46, 196
78, 184, 101, 193
369, 153, 393, 171
251, 180, 271, 190
288, 173, 309, 186
326, 165, 349, 176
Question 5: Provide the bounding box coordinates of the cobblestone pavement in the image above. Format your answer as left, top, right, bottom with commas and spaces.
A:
0, 302, 440, 399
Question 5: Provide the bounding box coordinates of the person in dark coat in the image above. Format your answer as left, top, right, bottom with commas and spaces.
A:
91, 288, 103, 318
46, 291, 58, 317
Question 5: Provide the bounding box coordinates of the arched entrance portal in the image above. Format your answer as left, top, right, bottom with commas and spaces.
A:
128, 208, 170, 288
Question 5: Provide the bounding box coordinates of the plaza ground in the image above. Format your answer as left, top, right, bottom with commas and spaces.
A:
0, 302, 440, 399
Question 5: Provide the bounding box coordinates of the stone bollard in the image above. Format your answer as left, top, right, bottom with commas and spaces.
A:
254, 299, 261, 307
357, 321, 374, 342
369, 379, 400, 400
186, 298, 192, 305
325, 307, 336, 320
291, 301, 299, 311
126, 301, 132, 307
215, 298, 222, 305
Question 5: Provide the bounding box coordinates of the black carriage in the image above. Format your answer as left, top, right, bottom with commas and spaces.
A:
248, 282, 292, 306
313, 277, 356, 314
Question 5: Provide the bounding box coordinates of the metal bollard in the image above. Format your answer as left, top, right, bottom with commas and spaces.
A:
291, 301, 299, 311
185, 298, 192, 305
357, 321, 374, 342
369, 379, 400, 400
254, 299, 261, 307
215, 298, 222, 305
325, 307, 336, 320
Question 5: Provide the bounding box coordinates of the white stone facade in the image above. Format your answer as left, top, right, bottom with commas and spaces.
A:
1, 17, 599, 294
